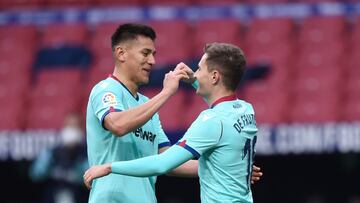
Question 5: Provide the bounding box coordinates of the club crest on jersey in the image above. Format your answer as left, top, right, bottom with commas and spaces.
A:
102, 92, 118, 107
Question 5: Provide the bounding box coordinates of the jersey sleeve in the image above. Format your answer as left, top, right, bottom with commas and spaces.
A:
152, 113, 171, 149
91, 89, 125, 129
176, 111, 222, 159
111, 145, 193, 177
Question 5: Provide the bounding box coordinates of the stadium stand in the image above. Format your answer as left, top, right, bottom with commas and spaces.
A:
192, 19, 243, 58
148, 20, 192, 68
26, 69, 83, 129
40, 23, 89, 48
0, 2, 358, 130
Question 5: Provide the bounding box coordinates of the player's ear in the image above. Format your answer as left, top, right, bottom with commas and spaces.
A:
114, 45, 126, 62
211, 70, 220, 85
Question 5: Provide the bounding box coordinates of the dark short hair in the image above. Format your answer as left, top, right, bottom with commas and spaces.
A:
111, 23, 156, 51
204, 43, 246, 91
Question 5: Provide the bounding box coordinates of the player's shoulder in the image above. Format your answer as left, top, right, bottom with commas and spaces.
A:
91, 78, 112, 93
196, 109, 220, 124
236, 99, 255, 112
90, 78, 124, 98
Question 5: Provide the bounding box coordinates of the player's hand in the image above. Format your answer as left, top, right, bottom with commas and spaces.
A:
162, 67, 189, 96
83, 163, 112, 189
251, 165, 263, 184
174, 62, 196, 84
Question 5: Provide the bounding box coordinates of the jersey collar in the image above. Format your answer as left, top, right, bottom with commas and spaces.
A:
210, 94, 237, 108
109, 74, 139, 101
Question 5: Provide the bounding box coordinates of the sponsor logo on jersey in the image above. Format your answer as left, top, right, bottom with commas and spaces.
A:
133, 127, 157, 143
102, 92, 117, 107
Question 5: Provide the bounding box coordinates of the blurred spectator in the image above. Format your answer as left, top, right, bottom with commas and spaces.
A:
29, 113, 88, 203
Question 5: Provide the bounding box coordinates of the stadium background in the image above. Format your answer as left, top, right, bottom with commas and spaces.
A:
0, 0, 360, 202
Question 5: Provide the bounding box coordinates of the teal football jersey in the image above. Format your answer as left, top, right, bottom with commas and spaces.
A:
86, 75, 170, 203
177, 95, 258, 203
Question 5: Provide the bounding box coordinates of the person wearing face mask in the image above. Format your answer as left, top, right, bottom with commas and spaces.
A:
29, 113, 88, 203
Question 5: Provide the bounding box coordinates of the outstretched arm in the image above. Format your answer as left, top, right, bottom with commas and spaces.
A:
159, 146, 198, 177
84, 145, 193, 189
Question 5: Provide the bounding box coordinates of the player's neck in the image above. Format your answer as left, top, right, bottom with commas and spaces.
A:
112, 69, 139, 96
206, 88, 235, 107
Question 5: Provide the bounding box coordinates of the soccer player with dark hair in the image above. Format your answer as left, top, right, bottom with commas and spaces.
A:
86, 23, 193, 202
85, 42, 259, 203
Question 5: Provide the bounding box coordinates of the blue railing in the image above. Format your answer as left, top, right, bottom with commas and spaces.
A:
0, 2, 359, 25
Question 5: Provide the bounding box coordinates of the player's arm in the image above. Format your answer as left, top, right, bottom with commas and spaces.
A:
83, 145, 193, 189
158, 147, 263, 180
159, 146, 198, 177
105, 68, 188, 136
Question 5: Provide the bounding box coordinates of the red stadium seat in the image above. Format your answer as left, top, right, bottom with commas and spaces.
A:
182, 91, 209, 128
0, 102, 25, 130
0, 25, 38, 44
343, 98, 360, 121
289, 96, 340, 123
27, 69, 83, 129
40, 23, 89, 48
0, 57, 33, 84
246, 18, 295, 69
247, 40, 294, 63
192, 19, 243, 58
26, 98, 78, 129
0, 0, 44, 9
0, 76, 30, 130
246, 43, 294, 82
90, 23, 120, 59
299, 16, 347, 48
350, 17, 360, 46
296, 43, 345, 72
32, 68, 83, 99
292, 69, 343, 96
35, 68, 83, 85
347, 49, 360, 75
348, 17, 360, 77
247, 18, 294, 47
344, 75, 360, 100
243, 81, 289, 124
149, 20, 192, 68
0, 25, 38, 58
0, 80, 30, 101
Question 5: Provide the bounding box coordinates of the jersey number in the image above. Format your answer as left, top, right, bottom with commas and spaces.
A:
243, 136, 257, 192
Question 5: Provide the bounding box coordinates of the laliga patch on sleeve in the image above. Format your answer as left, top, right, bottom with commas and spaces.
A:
102, 92, 118, 107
